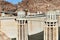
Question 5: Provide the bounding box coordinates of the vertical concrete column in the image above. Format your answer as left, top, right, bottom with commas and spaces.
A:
44, 22, 49, 40
50, 27, 53, 40
53, 27, 56, 40
47, 27, 49, 40
53, 27, 58, 40
49, 27, 51, 40
56, 27, 58, 40
17, 20, 20, 40
44, 27, 48, 40
17, 20, 28, 40
46, 27, 48, 40
21, 20, 23, 40
44, 27, 46, 40
44, 27, 49, 40
24, 20, 28, 40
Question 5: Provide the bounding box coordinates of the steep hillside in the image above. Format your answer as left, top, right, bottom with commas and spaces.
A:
0, 1, 16, 12
18, 0, 60, 13
58, 27, 60, 40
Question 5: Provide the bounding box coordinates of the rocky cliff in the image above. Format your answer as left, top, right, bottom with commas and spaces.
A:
0, 1, 16, 12
18, 0, 60, 13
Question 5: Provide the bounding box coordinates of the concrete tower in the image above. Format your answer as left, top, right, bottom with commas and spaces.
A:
44, 11, 58, 40
17, 20, 28, 40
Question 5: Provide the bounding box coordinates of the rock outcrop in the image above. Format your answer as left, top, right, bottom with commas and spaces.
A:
18, 0, 60, 13
0, 0, 16, 12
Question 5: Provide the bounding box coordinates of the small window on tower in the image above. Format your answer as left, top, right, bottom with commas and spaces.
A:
48, 25, 50, 26
45, 22, 46, 24
47, 22, 49, 24
51, 22, 53, 24
25, 20, 27, 23
51, 25, 53, 26
54, 22, 56, 24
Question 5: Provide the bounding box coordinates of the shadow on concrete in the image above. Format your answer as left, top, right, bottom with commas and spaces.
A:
28, 31, 44, 40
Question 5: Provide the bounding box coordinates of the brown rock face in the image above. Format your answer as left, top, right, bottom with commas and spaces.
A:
0, 1, 16, 12
18, 0, 28, 11
18, 0, 60, 13
0, 0, 4, 1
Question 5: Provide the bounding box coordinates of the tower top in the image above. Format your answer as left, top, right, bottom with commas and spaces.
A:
46, 10, 57, 21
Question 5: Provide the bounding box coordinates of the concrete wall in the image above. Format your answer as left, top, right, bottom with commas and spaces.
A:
0, 19, 44, 38
1, 19, 18, 38
28, 21, 44, 35
58, 16, 60, 27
